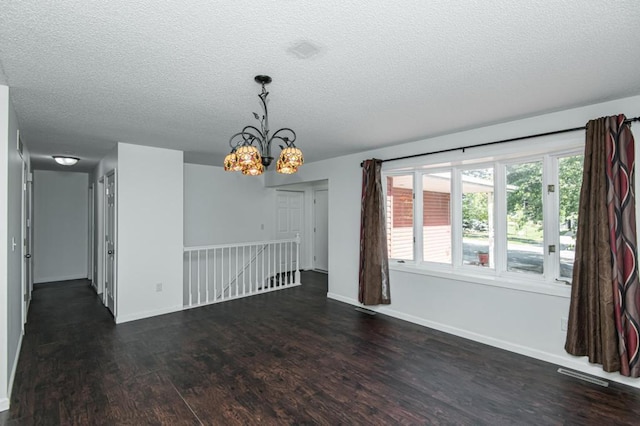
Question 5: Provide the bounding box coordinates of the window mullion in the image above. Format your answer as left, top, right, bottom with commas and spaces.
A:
543, 155, 559, 283
451, 168, 462, 268
414, 171, 424, 263
494, 162, 507, 273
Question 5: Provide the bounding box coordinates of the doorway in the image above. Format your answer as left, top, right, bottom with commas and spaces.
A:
104, 171, 117, 316
88, 183, 95, 290
313, 189, 328, 272
276, 190, 304, 271
21, 155, 33, 329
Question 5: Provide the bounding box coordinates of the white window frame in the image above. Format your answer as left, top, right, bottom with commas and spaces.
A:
458, 162, 496, 275
420, 168, 454, 268
382, 137, 583, 297
384, 171, 417, 263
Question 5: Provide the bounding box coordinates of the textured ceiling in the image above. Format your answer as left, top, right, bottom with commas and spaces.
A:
1, 1, 640, 172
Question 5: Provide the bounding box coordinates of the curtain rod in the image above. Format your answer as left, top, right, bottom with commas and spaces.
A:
361, 116, 640, 167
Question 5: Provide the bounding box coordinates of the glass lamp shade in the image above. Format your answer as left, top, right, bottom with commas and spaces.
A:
223, 152, 243, 172
276, 159, 297, 174
279, 146, 304, 168
236, 145, 262, 167
242, 162, 264, 176
53, 156, 80, 166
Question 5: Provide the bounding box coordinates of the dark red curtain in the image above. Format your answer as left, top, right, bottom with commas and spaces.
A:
565, 115, 640, 377
359, 159, 391, 305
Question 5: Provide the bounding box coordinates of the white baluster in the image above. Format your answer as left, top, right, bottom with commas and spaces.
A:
213, 248, 217, 301
205, 248, 209, 303
188, 251, 192, 306
295, 233, 301, 284
197, 250, 201, 305
242, 245, 246, 296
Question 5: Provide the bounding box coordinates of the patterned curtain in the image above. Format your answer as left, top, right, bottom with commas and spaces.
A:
565, 115, 639, 378
359, 159, 391, 305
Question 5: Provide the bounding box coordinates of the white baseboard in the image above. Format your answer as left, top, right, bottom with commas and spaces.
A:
34, 273, 88, 284
115, 305, 184, 324
1, 330, 24, 412
7, 331, 23, 404
326, 292, 640, 389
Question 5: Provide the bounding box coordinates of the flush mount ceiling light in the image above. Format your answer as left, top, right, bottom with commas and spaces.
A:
52, 156, 80, 166
224, 75, 303, 176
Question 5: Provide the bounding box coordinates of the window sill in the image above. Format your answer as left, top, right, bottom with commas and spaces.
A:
389, 263, 571, 298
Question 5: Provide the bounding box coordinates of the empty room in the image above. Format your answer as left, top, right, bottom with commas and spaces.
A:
1, 1, 640, 424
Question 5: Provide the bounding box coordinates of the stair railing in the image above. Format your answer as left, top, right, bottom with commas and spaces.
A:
183, 234, 301, 308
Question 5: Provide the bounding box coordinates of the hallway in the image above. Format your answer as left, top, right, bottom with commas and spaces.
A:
2, 272, 640, 424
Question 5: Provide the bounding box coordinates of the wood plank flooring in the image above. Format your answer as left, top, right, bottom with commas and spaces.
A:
2, 271, 640, 425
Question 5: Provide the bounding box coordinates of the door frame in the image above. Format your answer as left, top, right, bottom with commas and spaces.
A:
275, 190, 305, 270
88, 183, 95, 289
20, 149, 33, 330
103, 170, 117, 318
313, 188, 329, 272
97, 176, 105, 295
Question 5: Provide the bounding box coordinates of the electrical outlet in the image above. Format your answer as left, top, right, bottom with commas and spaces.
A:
156, 283, 163, 292
561, 317, 568, 331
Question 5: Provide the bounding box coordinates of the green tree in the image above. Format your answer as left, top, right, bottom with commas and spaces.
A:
461, 168, 492, 234
462, 192, 489, 222
558, 155, 583, 230
506, 162, 543, 227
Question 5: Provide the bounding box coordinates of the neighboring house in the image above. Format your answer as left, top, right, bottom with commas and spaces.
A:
2, 88, 640, 411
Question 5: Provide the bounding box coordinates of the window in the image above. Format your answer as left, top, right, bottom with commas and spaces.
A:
383, 144, 584, 288
423, 172, 452, 264
462, 167, 494, 268
558, 154, 583, 279
506, 161, 543, 275
386, 174, 414, 260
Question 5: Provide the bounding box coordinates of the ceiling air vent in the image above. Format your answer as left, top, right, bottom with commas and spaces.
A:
287, 40, 322, 59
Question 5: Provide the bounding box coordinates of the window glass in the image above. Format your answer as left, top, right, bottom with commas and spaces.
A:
558, 155, 583, 279
506, 161, 544, 274
386, 175, 414, 260
462, 168, 494, 267
423, 172, 452, 264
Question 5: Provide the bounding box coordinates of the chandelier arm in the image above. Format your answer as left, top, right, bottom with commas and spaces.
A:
240, 125, 265, 140
270, 128, 297, 147
229, 126, 266, 149
229, 133, 256, 149
228, 132, 246, 149
241, 125, 267, 151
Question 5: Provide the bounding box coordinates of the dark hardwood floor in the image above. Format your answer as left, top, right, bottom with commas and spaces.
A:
2, 271, 640, 425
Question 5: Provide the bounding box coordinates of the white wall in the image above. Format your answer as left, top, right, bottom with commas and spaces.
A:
266, 94, 640, 389
0, 85, 10, 411
116, 142, 183, 323
0, 85, 26, 411
184, 164, 275, 246
5, 88, 24, 408
33, 171, 89, 283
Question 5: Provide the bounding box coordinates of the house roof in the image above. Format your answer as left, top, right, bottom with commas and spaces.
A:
1, 1, 639, 173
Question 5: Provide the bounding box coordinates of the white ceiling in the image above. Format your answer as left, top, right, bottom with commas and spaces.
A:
1, 1, 639, 173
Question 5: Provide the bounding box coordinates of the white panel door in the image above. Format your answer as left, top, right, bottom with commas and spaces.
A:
21, 158, 32, 329
104, 172, 117, 316
276, 191, 304, 271
314, 189, 329, 272
88, 184, 94, 288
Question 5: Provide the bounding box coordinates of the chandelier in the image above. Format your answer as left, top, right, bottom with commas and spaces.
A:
224, 75, 304, 176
